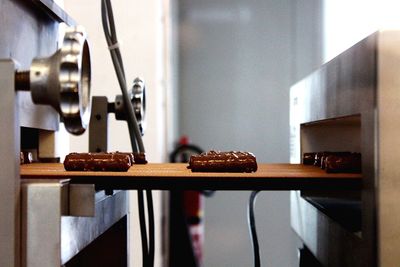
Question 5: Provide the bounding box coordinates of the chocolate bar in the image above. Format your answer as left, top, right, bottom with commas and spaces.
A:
188, 151, 258, 173
325, 153, 361, 173
64, 152, 132, 171
320, 152, 351, 169
314, 152, 325, 167
302, 152, 316, 165
133, 152, 148, 164
116, 152, 148, 164
303, 151, 361, 173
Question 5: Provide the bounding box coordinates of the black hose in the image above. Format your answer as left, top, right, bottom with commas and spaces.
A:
248, 191, 261, 267
101, 2, 153, 267
138, 190, 149, 266
147, 190, 155, 266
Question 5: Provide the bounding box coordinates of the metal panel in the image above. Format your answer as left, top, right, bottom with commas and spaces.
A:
21, 179, 69, 267
377, 30, 400, 267
89, 96, 109, 153
0, 0, 60, 130
61, 190, 128, 264
31, 0, 76, 25
0, 60, 20, 267
21, 179, 128, 266
290, 32, 378, 266
69, 184, 95, 217
291, 191, 363, 266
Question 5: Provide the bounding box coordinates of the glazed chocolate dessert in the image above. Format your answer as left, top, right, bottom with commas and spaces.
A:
320, 152, 352, 169
314, 152, 325, 167
325, 153, 361, 173
115, 152, 147, 164
303, 151, 361, 173
188, 150, 258, 173
64, 152, 132, 171
132, 152, 148, 164
302, 152, 316, 165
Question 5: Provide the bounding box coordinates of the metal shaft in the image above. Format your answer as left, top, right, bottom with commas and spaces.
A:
14, 71, 30, 91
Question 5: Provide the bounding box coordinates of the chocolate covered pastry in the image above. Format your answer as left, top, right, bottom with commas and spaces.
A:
325, 153, 361, 173
64, 152, 132, 171
133, 152, 148, 164
303, 151, 361, 173
313, 152, 324, 167
116, 152, 148, 164
320, 152, 352, 169
302, 152, 316, 165
188, 150, 257, 173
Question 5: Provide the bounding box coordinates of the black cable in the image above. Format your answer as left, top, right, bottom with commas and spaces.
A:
137, 190, 149, 266
101, 0, 143, 152
248, 191, 261, 267
147, 190, 155, 266
101, 2, 154, 267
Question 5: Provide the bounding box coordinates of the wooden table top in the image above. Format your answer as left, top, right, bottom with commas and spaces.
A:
20, 163, 362, 190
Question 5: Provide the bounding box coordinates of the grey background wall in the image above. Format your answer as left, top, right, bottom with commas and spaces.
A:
176, 0, 323, 266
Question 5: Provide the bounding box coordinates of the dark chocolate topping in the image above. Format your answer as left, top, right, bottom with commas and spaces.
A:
304, 151, 361, 174
302, 153, 316, 165
64, 152, 132, 172
115, 152, 148, 164
325, 153, 361, 173
133, 152, 148, 164
188, 150, 257, 173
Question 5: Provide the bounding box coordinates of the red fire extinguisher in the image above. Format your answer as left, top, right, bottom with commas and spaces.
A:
170, 136, 206, 266
183, 190, 204, 265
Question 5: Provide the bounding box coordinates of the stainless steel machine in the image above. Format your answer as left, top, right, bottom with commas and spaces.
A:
0, 1, 128, 266
290, 30, 400, 266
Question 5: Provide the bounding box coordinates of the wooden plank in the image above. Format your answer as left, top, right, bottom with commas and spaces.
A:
21, 163, 362, 191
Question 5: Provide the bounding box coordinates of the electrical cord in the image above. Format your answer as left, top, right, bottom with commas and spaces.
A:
101, 0, 141, 152
248, 191, 261, 267
137, 190, 149, 266
147, 190, 155, 267
101, 1, 154, 266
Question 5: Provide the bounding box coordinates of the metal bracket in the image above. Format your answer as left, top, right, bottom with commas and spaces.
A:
89, 96, 109, 152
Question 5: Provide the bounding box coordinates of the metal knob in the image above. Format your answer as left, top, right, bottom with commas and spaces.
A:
15, 26, 91, 135
113, 77, 146, 134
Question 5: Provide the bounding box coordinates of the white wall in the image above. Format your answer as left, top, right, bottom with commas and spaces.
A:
177, 0, 324, 266
64, 1, 170, 266
323, 0, 400, 62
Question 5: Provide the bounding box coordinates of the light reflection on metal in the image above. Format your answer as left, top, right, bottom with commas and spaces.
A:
15, 26, 91, 135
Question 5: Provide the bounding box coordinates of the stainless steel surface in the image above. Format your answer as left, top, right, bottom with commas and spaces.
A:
31, 0, 76, 25
114, 77, 146, 133
0, 0, 60, 131
291, 191, 363, 266
69, 184, 95, 217
0, 60, 20, 267
289, 31, 400, 266
376, 30, 400, 267
21, 179, 69, 267
29, 26, 91, 135
132, 77, 146, 133
21, 179, 128, 267
61, 190, 128, 264
1, 2, 125, 266
89, 96, 109, 152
